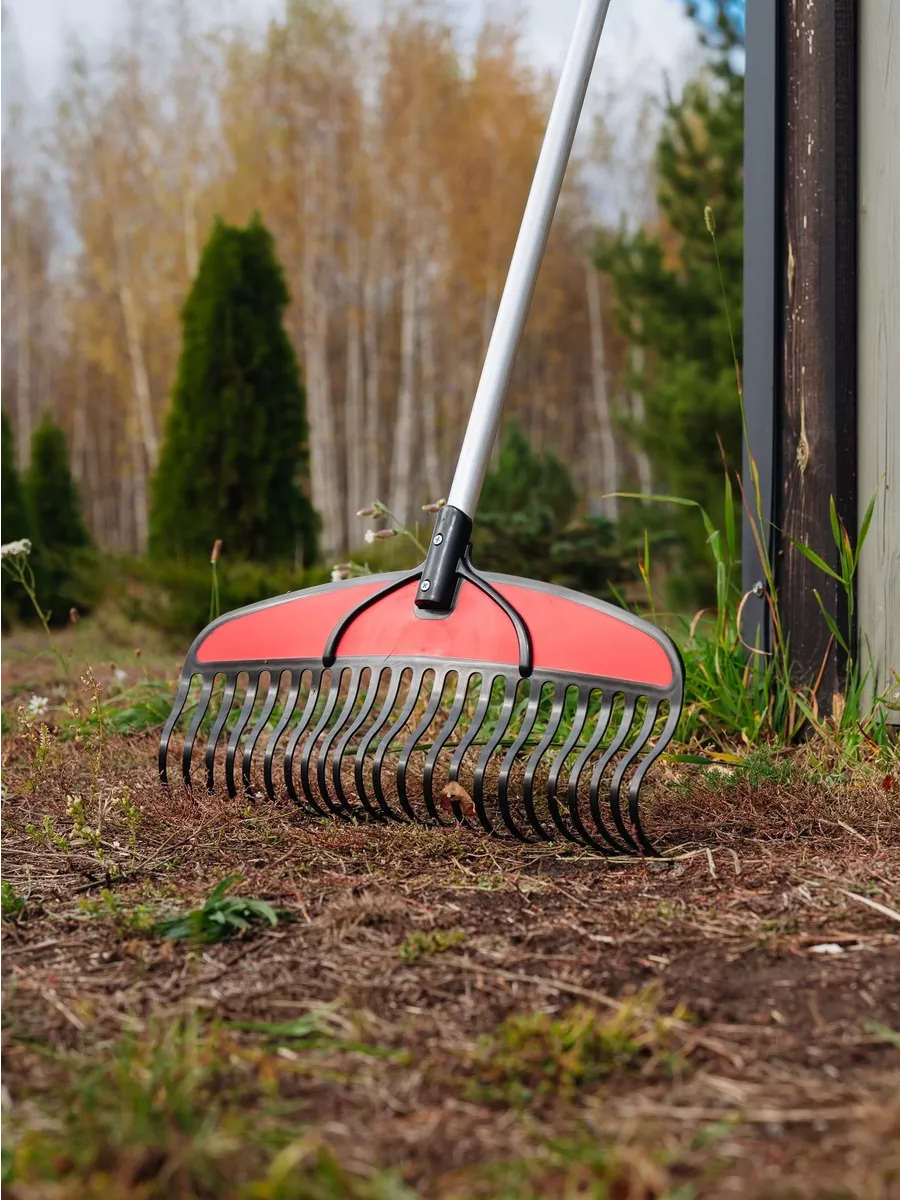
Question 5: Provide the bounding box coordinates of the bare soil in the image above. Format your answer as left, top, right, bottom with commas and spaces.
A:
2, 631, 899, 1198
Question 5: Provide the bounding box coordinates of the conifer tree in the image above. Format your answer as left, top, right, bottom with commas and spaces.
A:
597, 3, 744, 603
2, 409, 37, 624
478, 420, 579, 528
27, 415, 93, 554
150, 214, 319, 565
473, 420, 629, 597
25, 414, 97, 622
2, 410, 32, 546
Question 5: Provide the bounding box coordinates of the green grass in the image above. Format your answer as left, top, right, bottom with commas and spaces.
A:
1, 1002, 705, 1199
2, 1018, 417, 1199
464, 992, 689, 1107
440, 1130, 727, 1200
62, 678, 182, 737
705, 746, 796, 791
398, 929, 465, 964
76, 889, 158, 935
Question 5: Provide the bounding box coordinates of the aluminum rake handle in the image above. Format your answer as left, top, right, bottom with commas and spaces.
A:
446, 0, 613, 518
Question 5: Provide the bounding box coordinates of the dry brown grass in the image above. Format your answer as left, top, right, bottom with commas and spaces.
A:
2, 637, 899, 1198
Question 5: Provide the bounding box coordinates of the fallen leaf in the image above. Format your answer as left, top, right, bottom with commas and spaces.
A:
883, 775, 894, 793
155, 938, 178, 962
439, 781, 475, 818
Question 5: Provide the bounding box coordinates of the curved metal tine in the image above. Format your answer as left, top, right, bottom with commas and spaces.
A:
521, 684, 566, 833
607, 700, 659, 853
301, 666, 354, 817
447, 674, 494, 828
263, 670, 305, 800
284, 668, 329, 813
317, 667, 367, 815
396, 670, 451, 822
241, 672, 283, 795
181, 674, 215, 789
422, 671, 472, 824
496, 682, 549, 842
205, 674, 238, 793
585, 695, 638, 854
354, 668, 406, 819
565, 693, 619, 851
625, 700, 680, 857
472, 676, 521, 836
158, 672, 193, 784
225, 673, 261, 798
332, 668, 388, 818
541, 685, 592, 842
372, 668, 427, 821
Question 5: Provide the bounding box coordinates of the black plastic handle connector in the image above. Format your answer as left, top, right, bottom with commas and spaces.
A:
414, 505, 473, 612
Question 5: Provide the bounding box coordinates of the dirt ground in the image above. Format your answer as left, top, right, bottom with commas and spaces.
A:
2, 626, 899, 1198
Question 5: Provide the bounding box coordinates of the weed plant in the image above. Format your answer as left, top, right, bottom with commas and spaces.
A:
611, 207, 896, 763
154, 875, 288, 944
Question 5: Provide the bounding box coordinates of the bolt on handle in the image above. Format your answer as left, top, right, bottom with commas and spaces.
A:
414, 505, 472, 611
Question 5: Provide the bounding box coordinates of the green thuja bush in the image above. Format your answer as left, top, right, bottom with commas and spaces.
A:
472, 421, 633, 598
1, 409, 39, 626
23, 415, 101, 624
119, 556, 332, 638
150, 213, 319, 566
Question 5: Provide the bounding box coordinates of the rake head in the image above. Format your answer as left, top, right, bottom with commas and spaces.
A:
159, 557, 683, 856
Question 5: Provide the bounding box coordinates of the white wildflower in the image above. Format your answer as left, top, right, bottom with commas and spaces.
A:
331, 568, 343, 582
26, 695, 50, 717
112, 840, 122, 850
364, 529, 377, 545
1, 539, 32, 559
114, 668, 128, 685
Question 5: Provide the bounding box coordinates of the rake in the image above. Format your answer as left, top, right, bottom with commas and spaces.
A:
158, 0, 684, 856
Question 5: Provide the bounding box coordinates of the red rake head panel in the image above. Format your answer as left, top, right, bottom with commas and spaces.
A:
192, 573, 676, 691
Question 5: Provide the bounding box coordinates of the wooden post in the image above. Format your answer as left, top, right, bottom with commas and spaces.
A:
776, 0, 859, 705
858, 0, 900, 718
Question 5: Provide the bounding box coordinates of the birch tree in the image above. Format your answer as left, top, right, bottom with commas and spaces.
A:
2, 0, 665, 561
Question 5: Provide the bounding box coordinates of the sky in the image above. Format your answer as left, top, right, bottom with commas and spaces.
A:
2, 0, 699, 107
1, 0, 702, 228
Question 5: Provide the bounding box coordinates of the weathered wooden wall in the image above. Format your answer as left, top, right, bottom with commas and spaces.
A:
858, 0, 900, 717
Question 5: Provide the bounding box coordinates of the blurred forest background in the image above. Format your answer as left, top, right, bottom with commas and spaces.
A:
1, 0, 744, 632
